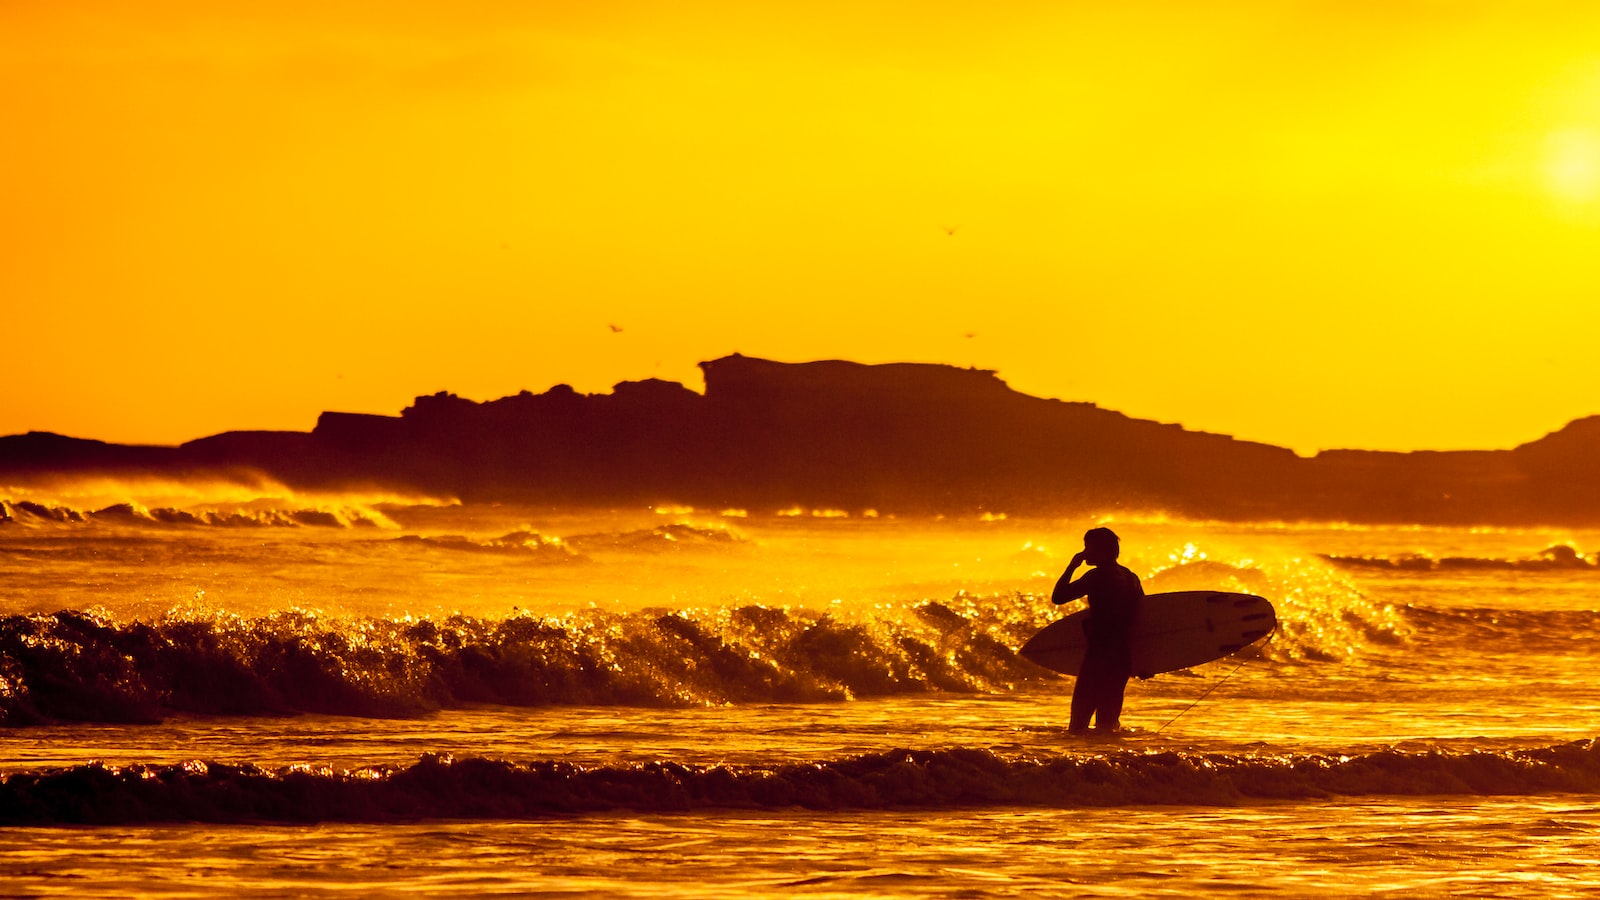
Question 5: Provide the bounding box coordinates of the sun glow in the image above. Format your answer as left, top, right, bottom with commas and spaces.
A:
1545, 128, 1600, 203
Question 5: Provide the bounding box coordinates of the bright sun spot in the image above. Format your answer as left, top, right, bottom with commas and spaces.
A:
1544, 128, 1600, 202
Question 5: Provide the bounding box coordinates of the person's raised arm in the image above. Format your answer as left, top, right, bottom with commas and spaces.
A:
1051, 551, 1090, 605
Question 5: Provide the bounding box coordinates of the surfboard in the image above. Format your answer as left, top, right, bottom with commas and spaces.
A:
1020, 590, 1276, 677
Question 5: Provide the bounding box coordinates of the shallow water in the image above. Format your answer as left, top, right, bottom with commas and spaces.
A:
3, 501, 1599, 894
6, 800, 1600, 898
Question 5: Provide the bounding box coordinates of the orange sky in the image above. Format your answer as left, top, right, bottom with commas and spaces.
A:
4, 1, 1599, 455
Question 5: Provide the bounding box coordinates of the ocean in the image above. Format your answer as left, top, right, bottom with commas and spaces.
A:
2, 497, 1598, 896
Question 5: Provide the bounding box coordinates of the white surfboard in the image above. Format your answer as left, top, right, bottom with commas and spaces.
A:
1020, 590, 1276, 677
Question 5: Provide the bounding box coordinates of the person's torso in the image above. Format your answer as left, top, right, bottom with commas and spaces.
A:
1084, 564, 1143, 645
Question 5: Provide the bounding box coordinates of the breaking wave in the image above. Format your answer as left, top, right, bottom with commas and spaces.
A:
0, 566, 1411, 727
1400, 606, 1600, 649
392, 523, 747, 559
390, 530, 586, 561
4, 741, 1598, 824
1322, 545, 1597, 571
564, 523, 749, 552
0, 601, 1050, 725
0, 499, 395, 529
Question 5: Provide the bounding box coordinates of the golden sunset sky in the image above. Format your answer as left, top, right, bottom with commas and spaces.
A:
4, 1, 1599, 454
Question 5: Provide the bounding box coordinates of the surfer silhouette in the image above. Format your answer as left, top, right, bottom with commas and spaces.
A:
1051, 527, 1144, 733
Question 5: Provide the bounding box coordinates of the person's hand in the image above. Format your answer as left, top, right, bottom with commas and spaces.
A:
1069, 551, 1087, 566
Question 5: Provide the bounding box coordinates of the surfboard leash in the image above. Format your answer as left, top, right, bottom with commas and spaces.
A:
1151, 621, 1278, 737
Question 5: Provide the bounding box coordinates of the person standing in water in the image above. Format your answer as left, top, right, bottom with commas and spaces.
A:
1051, 527, 1144, 732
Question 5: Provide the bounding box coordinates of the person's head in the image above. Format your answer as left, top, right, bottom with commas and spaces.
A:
1082, 527, 1120, 565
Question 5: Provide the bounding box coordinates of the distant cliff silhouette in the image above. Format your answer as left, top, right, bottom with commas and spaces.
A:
3, 354, 1598, 524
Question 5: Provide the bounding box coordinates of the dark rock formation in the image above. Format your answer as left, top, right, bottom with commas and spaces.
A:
2, 354, 1598, 524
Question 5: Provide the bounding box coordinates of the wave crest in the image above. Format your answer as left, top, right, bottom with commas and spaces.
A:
390, 530, 585, 560
1, 498, 395, 529
4, 741, 1598, 824
1323, 545, 1596, 571
564, 523, 748, 552
0, 599, 1051, 725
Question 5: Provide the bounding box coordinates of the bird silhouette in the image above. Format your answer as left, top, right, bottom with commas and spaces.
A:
942, 225, 960, 236
608, 323, 623, 333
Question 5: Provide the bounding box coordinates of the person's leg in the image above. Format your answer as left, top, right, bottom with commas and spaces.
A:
1069, 671, 1097, 732
1094, 670, 1131, 731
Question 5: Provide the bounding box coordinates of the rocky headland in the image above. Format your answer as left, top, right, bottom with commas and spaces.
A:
3, 354, 1597, 524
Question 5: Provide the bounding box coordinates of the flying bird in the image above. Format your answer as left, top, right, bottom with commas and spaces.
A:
942, 225, 960, 236
608, 323, 624, 333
